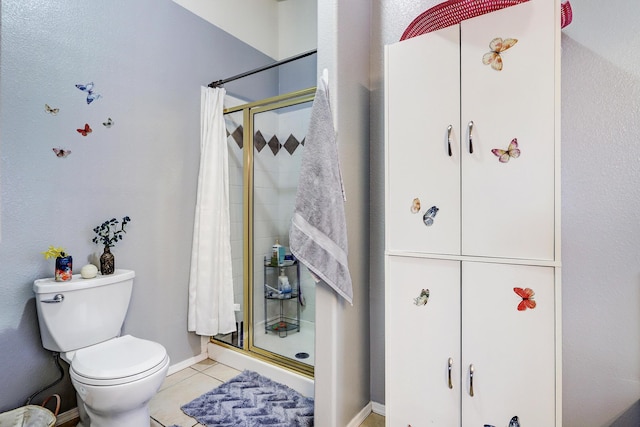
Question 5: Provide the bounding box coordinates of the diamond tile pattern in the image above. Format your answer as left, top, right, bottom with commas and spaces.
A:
225, 125, 305, 156
254, 130, 267, 153
284, 134, 300, 155
268, 135, 280, 155
230, 126, 243, 149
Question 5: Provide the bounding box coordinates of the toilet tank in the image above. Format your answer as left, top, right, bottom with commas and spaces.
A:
33, 269, 135, 352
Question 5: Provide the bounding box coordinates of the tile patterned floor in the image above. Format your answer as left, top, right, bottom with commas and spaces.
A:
147, 358, 383, 427
150, 359, 238, 427
360, 412, 385, 427
59, 359, 384, 426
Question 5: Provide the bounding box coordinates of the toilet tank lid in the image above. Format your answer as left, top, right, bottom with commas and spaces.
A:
33, 269, 135, 294
70, 335, 167, 380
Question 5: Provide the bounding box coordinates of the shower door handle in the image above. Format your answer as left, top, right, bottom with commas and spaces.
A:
42, 294, 64, 303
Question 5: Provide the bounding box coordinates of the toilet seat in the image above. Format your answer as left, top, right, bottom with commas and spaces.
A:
70, 335, 168, 386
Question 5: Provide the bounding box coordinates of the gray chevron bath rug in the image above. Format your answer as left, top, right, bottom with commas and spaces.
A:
175, 370, 314, 427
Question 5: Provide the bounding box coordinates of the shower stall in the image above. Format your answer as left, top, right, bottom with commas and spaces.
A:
213, 87, 316, 378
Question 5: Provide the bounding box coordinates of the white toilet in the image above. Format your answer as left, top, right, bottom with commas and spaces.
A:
33, 269, 170, 427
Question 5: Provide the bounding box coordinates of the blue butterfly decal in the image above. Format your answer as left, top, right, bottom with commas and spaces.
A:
423, 205, 439, 227
52, 148, 71, 158
75, 82, 102, 104
484, 415, 520, 427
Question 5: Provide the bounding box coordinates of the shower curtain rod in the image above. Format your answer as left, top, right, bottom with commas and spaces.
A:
208, 49, 317, 88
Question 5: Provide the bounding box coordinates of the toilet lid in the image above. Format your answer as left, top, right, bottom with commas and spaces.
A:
71, 335, 167, 380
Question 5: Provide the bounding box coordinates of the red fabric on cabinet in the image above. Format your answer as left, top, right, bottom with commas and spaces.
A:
400, 0, 573, 41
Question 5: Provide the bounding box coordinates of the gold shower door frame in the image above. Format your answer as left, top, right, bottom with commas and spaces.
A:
215, 87, 315, 378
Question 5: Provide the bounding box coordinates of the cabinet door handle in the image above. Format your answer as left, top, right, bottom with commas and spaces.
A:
447, 125, 453, 157
467, 121, 474, 154
469, 364, 475, 397
448, 357, 454, 389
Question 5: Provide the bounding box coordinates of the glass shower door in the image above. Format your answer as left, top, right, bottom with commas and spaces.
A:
249, 95, 315, 376
214, 88, 316, 377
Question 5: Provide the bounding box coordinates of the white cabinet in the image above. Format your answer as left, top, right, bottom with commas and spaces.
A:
386, 257, 556, 426
386, 24, 461, 257
461, 262, 556, 426
386, 0, 558, 261
386, 257, 461, 426
385, 1, 561, 426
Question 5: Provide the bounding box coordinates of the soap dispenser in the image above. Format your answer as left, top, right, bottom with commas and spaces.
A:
278, 268, 292, 297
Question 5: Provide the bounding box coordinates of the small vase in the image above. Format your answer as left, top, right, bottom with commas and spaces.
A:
55, 255, 73, 282
100, 246, 115, 275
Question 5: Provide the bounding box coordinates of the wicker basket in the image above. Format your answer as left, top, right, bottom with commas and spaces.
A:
401, 0, 573, 41
0, 406, 56, 427
0, 395, 59, 427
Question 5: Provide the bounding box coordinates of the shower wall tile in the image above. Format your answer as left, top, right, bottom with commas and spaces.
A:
254, 165, 277, 190
227, 100, 317, 345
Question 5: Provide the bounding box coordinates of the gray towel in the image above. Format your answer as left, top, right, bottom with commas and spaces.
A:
289, 75, 353, 305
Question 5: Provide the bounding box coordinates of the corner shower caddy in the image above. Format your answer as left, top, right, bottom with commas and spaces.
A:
263, 256, 300, 337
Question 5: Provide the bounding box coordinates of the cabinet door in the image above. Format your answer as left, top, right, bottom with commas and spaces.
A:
386, 25, 461, 256
460, 0, 557, 260
386, 256, 460, 426
461, 262, 556, 426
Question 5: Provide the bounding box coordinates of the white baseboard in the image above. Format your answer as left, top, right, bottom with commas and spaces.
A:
167, 351, 208, 376
347, 402, 373, 427
371, 401, 385, 416
55, 407, 79, 426
346, 401, 386, 427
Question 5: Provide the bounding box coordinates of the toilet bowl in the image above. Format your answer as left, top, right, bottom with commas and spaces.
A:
66, 335, 170, 427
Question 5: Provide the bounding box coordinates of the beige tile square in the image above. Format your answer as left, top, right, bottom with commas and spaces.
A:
190, 358, 217, 371
159, 367, 199, 391
201, 362, 242, 382
360, 412, 385, 427
149, 372, 222, 427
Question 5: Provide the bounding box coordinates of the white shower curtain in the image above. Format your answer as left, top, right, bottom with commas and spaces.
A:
188, 86, 236, 336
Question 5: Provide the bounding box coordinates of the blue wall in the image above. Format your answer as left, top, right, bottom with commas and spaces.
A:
0, 0, 312, 413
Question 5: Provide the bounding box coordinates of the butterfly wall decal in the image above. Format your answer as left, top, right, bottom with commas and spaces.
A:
482, 37, 518, 71
45, 104, 59, 115
77, 123, 92, 136
491, 138, 520, 163
52, 148, 71, 158
103, 118, 114, 128
75, 82, 102, 104
514, 287, 536, 311
413, 289, 430, 306
410, 197, 421, 214
423, 205, 439, 226
484, 415, 520, 427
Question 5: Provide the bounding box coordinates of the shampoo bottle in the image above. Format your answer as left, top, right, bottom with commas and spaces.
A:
271, 240, 281, 266
278, 244, 285, 266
